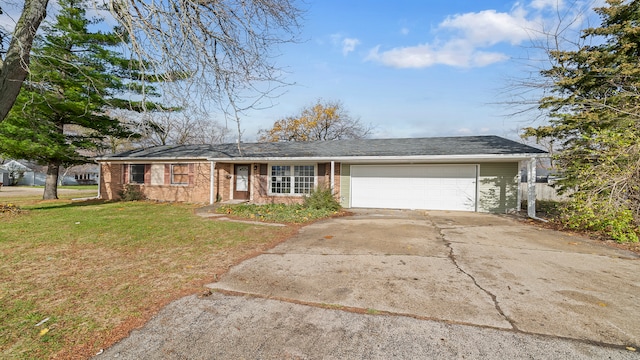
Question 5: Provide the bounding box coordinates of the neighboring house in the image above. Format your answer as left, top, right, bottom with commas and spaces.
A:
0, 160, 99, 186
96, 136, 547, 215
0, 167, 9, 186
0, 160, 32, 186
65, 164, 100, 185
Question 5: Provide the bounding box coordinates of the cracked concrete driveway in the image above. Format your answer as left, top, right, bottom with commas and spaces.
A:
99, 209, 639, 359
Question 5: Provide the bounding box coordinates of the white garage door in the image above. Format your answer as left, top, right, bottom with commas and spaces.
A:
350, 165, 477, 211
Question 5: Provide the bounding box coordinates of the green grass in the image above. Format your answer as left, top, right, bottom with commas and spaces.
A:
0, 197, 296, 359
216, 203, 343, 223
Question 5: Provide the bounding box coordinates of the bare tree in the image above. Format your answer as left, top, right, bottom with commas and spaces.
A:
101, 107, 230, 153
139, 111, 230, 147
500, 0, 596, 124
0, 0, 302, 137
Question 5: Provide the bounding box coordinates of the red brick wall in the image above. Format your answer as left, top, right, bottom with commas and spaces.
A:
249, 162, 341, 205
100, 161, 342, 205
215, 163, 232, 202
100, 162, 124, 200
100, 162, 212, 203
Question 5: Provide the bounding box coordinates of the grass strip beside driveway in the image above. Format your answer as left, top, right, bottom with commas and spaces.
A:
0, 199, 296, 359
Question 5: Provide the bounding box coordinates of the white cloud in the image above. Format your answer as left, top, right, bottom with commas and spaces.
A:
439, 8, 540, 46
367, 41, 508, 68
530, 0, 564, 10
366, 1, 552, 69
400, 27, 410, 35
342, 37, 360, 56
330, 33, 361, 56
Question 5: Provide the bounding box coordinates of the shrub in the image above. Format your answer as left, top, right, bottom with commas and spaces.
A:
560, 194, 639, 243
303, 186, 341, 211
118, 184, 145, 201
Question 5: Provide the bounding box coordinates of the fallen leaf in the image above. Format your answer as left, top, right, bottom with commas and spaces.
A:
568, 242, 578, 245
324, 235, 333, 239
598, 302, 607, 307
39, 328, 49, 336
626, 347, 636, 352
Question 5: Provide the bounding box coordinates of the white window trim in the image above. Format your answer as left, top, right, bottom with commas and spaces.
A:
267, 163, 317, 196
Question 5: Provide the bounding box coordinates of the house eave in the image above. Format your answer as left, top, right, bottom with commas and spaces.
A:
94, 157, 209, 163
205, 153, 547, 163
95, 153, 546, 164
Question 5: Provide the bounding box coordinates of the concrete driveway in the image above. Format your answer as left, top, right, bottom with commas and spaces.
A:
99, 209, 639, 359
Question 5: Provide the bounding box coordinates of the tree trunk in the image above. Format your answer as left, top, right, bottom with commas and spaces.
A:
43, 163, 60, 200
0, 0, 49, 122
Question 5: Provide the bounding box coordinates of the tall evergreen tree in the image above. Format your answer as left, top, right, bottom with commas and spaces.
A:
524, 0, 640, 242
0, 0, 166, 199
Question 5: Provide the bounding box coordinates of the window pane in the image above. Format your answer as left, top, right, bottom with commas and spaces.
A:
173, 164, 188, 174
271, 165, 291, 193
130, 164, 145, 184
173, 174, 189, 184
271, 165, 290, 177
294, 165, 315, 194
172, 164, 189, 184
270, 165, 315, 194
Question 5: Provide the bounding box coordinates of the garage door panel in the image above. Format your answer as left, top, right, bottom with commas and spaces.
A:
351, 165, 477, 211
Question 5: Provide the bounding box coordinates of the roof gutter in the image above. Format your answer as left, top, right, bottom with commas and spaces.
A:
94, 153, 547, 163
94, 156, 209, 162
205, 153, 548, 163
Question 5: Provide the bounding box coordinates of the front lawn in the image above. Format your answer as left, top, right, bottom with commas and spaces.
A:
0, 198, 296, 359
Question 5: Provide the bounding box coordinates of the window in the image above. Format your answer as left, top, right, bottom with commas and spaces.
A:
270, 165, 291, 194
171, 164, 189, 185
294, 165, 315, 194
270, 165, 315, 195
129, 164, 145, 184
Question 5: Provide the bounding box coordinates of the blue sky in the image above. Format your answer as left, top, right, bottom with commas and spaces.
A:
1, 0, 602, 142
238, 0, 602, 141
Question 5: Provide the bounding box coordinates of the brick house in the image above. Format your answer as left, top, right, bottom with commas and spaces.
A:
95, 136, 546, 215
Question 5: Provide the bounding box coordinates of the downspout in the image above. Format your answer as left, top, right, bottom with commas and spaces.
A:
209, 161, 216, 205
330, 161, 335, 192
97, 161, 101, 199
516, 160, 522, 212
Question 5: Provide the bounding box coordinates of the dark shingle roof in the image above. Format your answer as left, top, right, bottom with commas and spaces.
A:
100, 136, 546, 160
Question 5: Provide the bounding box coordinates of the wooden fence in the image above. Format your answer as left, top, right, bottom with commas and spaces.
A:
519, 183, 569, 202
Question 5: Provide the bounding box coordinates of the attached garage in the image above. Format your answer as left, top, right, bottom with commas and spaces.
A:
350, 164, 478, 211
